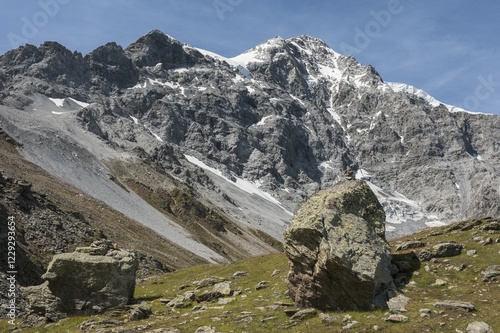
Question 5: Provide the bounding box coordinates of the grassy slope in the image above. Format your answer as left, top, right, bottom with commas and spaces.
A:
3, 218, 498, 332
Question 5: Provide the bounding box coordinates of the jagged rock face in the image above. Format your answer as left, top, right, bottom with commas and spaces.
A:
22, 244, 138, 316
125, 30, 207, 69
284, 179, 395, 311
0, 29, 499, 246
85, 42, 139, 91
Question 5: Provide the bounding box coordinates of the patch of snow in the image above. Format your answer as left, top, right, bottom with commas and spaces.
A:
320, 160, 334, 170
255, 115, 273, 126
425, 221, 446, 227
195, 47, 253, 80
364, 180, 445, 234
306, 75, 318, 86
232, 76, 245, 84
304, 125, 314, 134
290, 41, 313, 55
350, 73, 371, 89
130, 116, 139, 124
289, 94, 305, 106
230, 49, 266, 66
51, 111, 64, 115
386, 82, 491, 115
184, 154, 292, 215
327, 108, 346, 131
148, 78, 177, 89
318, 64, 341, 81
195, 47, 232, 63
355, 168, 372, 181
49, 97, 89, 109
129, 81, 147, 89
369, 111, 382, 131
185, 155, 222, 177
68, 98, 90, 108
367, 181, 420, 221
149, 130, 163, 142
234, 177, 283, 207
246, 85, 256, 94
49, 98, 65, 108
387, 82, 441, 107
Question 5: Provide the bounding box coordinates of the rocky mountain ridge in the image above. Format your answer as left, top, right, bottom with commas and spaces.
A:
0, 30, 499, 263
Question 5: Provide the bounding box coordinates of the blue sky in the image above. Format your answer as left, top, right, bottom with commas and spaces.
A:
1, 0, 499, 115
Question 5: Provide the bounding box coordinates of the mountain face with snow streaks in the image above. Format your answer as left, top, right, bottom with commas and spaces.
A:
1, 30, 499, 262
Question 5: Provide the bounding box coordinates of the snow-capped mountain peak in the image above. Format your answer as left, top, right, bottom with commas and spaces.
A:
385, 82, 491, 115
1, 29, 499, 250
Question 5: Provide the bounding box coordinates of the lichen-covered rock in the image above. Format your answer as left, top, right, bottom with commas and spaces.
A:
212, 282, 232, 296
284, 178, 395, 311
466, 321, 494, 333
481, 265, 500, 282
396, 241, 425, 251
433, 300, 475, 312
432, 242, 464, 257
21, 245, 138, 319
21, 281, 65, 322
130, 302, 152, 321
290, 308, 317, 321
41, 249, 137, 314
196, 290, 223, 303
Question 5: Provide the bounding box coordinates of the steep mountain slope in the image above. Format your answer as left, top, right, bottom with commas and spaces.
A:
0, 30, 499, 262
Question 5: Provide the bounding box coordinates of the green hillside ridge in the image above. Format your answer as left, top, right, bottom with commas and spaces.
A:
2, 217, 499, 333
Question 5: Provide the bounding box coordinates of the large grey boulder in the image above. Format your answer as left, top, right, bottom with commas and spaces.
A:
22, 241, 138, 318
284, 178, 395, 311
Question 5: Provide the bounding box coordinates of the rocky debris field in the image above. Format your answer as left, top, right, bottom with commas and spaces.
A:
2, 217, 498, 332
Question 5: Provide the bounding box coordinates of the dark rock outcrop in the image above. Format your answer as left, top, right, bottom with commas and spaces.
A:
284, 178, 395, 311
125, 30, 206, 69
85, 42, 139, 91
